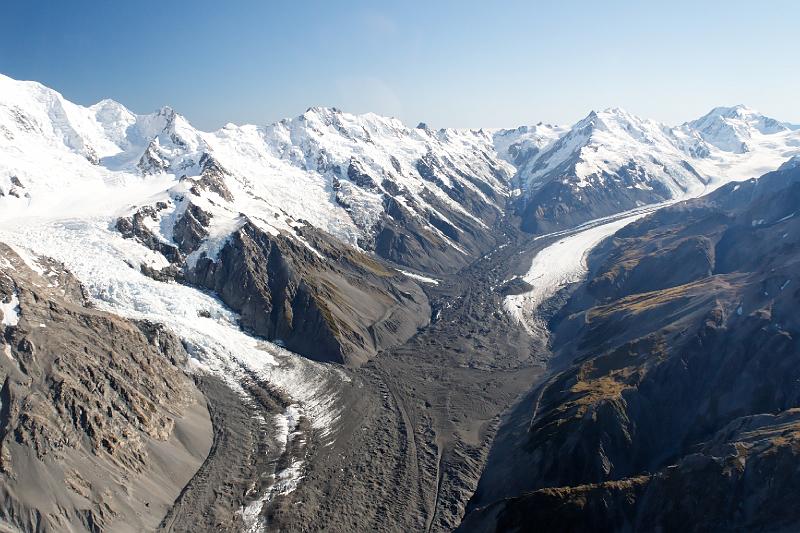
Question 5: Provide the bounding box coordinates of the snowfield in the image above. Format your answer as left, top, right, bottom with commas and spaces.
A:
397, 269, 441, 285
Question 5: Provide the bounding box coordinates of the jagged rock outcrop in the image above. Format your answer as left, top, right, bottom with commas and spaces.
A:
187, 153, 234, 201
0, 244, 212, 533
116, 201, 182, 264
172, 202, 212, 254
137, 140, 170, 174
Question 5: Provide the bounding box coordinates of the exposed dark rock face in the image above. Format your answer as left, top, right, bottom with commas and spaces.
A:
187, 221, 430, 365
116, 203, 183, 264
137, 140, 170, 174
373, 152, 508, 274
172, 202, 212, 254
346, 158, 378, 189
517, 168, 672, 234
0, 243, 212, 533
186, 153, 233, 201
465, 410, 800, 532
464, 165, 800, 531
375, 194, 474, 275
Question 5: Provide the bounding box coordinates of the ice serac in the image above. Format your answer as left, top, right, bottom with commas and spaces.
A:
463, 163, 800, 532
0, 244, 212, 533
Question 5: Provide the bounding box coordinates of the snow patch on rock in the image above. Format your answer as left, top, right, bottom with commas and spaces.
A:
0, 292, 19, 328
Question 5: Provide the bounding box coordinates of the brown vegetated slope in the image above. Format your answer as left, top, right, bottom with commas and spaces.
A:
463, 165, 800, 532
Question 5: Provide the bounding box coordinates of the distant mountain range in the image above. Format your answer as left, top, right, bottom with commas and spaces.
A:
2, 73, 798, 268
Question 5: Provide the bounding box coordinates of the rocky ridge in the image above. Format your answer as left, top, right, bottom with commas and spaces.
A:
0, 243, 212, 533
463, 162, 800, 532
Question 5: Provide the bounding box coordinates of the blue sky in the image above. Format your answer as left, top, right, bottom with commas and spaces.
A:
1, 0, 798, 130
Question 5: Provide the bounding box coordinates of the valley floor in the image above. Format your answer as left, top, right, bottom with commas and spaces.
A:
252, 207, 662, 531
0, 204, 664, 532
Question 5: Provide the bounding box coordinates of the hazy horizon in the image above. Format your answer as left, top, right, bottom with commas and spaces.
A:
2, 0, 798, 130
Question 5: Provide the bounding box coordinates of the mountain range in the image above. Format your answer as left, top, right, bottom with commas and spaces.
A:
1, 73, 799, 532
3, 73, 798, 265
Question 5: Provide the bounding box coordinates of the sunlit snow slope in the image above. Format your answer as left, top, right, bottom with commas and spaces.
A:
0, 73, 515, 267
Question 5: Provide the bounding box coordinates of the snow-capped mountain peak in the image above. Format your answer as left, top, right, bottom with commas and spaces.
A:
696, 104, 792, 129
512, 107, 702, 199
575, 107, 668, 142
684, 104, 797, 153
0, 74, 519, 274
510, 104, 800, 232
1, 72, 799, 262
